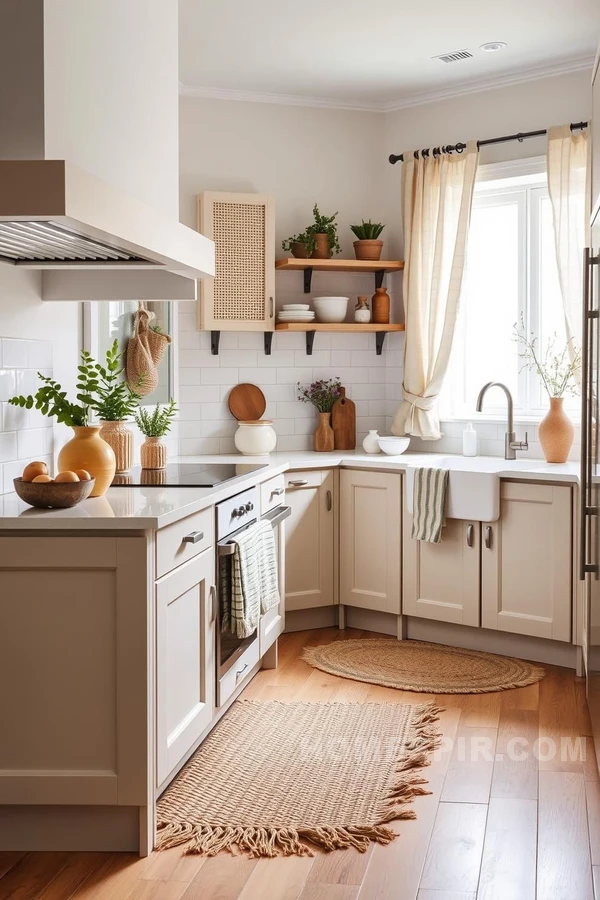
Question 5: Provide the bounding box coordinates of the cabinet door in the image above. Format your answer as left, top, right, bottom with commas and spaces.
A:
198, 191, 275, 332
482, 482, 572, 641
285, 470, 335, 611
403, 514, 480, 626
156, 548, 216, 787
340, 469, 401, 614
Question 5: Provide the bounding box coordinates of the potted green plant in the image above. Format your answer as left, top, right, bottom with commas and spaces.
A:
281, 229, 316, 259
309, 204, 341, 259
297, 378, 342, 451
350, 220, 385, 260
94, 340, 142, 474
134, 399, 178, 469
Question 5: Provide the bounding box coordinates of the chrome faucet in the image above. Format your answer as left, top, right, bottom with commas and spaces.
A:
476, 382, 529, 460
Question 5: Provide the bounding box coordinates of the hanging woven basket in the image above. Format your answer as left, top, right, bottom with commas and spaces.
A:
126, 303, 171, 396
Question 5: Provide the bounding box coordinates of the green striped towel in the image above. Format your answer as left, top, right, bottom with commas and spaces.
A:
411, 467, 449, 543
221, 520, 280, 638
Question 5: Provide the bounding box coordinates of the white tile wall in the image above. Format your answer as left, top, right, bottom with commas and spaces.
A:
178, 271, 405, 453
0, 338, 54, 493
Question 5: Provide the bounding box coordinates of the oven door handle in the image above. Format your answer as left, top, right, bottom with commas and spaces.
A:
218, 505, 291, 556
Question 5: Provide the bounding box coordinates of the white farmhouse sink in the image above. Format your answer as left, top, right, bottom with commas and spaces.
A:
404, 456, 542, 522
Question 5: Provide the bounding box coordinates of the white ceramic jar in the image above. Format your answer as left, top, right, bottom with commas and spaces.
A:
362, 429, 381, 454
234, 420, 277, 456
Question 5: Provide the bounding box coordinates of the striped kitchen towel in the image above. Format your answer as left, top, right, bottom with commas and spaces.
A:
411, 467, 449, 543
221, 520, 280, 638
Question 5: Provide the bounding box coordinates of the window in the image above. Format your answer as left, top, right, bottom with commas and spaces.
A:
441, 158, 574, 421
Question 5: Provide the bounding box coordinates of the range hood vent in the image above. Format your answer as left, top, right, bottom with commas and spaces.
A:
0, 221, 149, 264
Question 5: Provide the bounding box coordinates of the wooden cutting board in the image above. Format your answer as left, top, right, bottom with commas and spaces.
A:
228, 383, 267, 421
331, 387, 356, 450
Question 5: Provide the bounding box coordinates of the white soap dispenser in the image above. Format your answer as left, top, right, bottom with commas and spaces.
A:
463, 423, 478, 457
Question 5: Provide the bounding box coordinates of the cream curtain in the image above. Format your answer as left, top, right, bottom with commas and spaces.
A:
392, 142, 479, 439
547, 124, 589, 360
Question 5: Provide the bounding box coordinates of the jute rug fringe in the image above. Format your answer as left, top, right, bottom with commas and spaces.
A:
156, 701, 443, 858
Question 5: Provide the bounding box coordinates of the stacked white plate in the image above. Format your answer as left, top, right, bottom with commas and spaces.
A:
278, 303, 315, 323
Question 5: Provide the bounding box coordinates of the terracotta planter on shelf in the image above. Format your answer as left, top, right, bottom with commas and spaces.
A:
58, 426, 116, 497
313, 412, 335, 452
311, 233, 331, 259
140, 436, 168, 470
538, 397, 574, 463
353, 239, 383, 261
99, 420, 133, 474
291, 242, 311, 259
372, 286, 391, 324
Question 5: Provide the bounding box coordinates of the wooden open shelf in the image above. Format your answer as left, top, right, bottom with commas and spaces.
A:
272, 322, 405, 355
275, 257, 404, 292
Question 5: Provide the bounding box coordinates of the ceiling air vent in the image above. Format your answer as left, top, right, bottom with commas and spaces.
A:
433, 49, 474, 63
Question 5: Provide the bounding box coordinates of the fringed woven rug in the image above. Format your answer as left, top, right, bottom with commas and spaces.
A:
156, 699, 442, 858
302, 639, 545, 694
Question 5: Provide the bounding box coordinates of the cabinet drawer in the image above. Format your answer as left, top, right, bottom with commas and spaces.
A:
156, 507, 214, 579
260, 605, 283, 654
218, 639, 260, 707
260, 474, 285, 514
286, 470, 327, 490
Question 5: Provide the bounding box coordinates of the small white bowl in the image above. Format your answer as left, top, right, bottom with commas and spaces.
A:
312, 296, 349, 323
377, 435, 410, 455
282, 304, 310, 311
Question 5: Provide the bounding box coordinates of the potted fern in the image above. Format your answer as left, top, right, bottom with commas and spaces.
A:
134, 400, 178, 469
95, 340, 141, 473
350, 220, 385, 260
310, 204, 341, 259
281, 229, 316, 259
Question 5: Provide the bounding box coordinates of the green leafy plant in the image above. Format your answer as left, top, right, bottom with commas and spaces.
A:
281, 229, 316, 254
514, 321, 581, 399
92, 340, 142, 421
297, 378, 342, 413
309, 203, 341, 255
350, 220, 385, 240
134, 400, 178, 437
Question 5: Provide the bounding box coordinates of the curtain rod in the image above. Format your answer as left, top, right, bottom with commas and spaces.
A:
388, 120, 588, 164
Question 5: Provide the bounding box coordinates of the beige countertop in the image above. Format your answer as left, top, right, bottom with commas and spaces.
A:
0, 450, 579, 530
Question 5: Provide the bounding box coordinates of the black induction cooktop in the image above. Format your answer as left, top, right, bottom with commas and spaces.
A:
111, 463, 268, 487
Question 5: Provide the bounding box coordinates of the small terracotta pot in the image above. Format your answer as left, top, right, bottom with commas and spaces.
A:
353, 239, 383, 261
538, 397, 574, 463
291, 242, 311, 259
100, 420, 134, 474
140, 436, 168, 470
57, 426, 116, 497
314, 412, 334, 452
311, 233, 331, 259
372, 286, 391, 324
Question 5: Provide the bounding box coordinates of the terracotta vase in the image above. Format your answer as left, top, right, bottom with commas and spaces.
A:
311, 233, 331, 259
313, 412, 334, 452
140, 436, 168, 469
291, 241, 310, 259
99, 420, 134, 474
353, 239, 383, 261
538, 397, 574, 463
58, 426, 116, 497
372, 286, 391, 324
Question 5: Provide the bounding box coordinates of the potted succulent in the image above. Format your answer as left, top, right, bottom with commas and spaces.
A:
297, 378, 342, 451
281, 229, 316, 259
94, 340, 142, 474
134, 399, 178, 469
350, 220, 385, 260
310, 204, 341, 259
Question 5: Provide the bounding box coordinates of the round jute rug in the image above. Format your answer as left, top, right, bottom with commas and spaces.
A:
302, 638, 545, 694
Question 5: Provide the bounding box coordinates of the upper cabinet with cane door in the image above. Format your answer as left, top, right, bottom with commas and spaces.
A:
197, 192, 275, 333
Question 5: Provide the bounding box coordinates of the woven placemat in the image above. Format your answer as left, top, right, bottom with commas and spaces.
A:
157, 699, 441, 857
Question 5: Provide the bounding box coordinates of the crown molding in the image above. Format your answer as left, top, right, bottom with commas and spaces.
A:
178, 54, 596, 114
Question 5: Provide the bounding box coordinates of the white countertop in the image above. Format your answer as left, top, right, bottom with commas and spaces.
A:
0, 450, 579, 531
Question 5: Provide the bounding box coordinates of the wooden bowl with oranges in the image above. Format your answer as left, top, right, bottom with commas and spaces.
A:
14, 461, 95, 509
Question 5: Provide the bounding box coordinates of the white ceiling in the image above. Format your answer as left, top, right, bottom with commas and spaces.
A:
178, 0, 599, 108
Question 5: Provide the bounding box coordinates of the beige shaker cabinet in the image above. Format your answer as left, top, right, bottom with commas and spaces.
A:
481, 481, 572, 641
339, 469, 402, 615
284, 469, 336, 611
155, 547, 216, 788
403, 515, 480, 626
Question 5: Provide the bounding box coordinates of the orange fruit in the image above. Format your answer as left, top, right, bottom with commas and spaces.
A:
74, 469, 92, 481
32, 474, 53, 483
55, 471, 80, 483
22, 461, 48, 482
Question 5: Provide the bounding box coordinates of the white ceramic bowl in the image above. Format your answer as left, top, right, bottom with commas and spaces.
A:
312, 296, 349, 323
377, 435, 410, 455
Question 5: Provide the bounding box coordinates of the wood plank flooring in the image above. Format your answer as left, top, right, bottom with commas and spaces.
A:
1, 626, 599, 900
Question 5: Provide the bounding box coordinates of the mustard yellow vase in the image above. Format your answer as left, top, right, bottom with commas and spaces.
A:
58, 426, 116, 497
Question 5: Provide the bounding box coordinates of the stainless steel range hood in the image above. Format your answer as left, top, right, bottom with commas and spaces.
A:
0, 160, 214, 301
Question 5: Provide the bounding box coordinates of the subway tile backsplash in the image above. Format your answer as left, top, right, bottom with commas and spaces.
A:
0, 338, 53, 493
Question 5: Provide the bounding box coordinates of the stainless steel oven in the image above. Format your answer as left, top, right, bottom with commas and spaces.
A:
215, 486, 290, 707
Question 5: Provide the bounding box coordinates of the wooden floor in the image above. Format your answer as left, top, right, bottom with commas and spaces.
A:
1, 626, 599, 900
